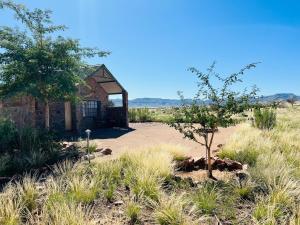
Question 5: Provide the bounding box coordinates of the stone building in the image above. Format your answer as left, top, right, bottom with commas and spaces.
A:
0, 65, 128, 132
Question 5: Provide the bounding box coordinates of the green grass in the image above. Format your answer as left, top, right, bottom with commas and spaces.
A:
126, 201, 141, 224
192, 183, 219, 215
129, 107, 174, 123
154, 194, 188, 225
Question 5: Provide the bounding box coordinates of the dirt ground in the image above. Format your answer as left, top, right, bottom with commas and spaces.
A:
90, 122, 237, 157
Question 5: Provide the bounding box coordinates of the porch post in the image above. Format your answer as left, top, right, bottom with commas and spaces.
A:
122, 91, 129, 127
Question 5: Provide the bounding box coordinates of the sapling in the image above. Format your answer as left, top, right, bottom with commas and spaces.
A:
168, 62, 258, 178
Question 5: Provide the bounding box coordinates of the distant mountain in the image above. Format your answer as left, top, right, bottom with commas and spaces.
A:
258, 93, 300, 103
112, 93, 300, 108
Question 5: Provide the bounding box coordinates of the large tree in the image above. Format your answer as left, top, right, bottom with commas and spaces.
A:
0, 1, 109, 129
168, 62, 258, 178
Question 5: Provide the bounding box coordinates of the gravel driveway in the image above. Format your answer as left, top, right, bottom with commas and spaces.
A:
89, 123, 237, 158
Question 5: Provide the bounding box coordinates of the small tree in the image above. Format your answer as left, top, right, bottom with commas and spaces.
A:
287, 96, 297, 107
168, 62, 258, 178
0, 1, 109, 129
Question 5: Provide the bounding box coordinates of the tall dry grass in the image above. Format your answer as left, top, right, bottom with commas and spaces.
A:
0, 107, 299, 225
220, 107, 300, 224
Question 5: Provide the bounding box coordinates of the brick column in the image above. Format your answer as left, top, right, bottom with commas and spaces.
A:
122, 91, 129, 127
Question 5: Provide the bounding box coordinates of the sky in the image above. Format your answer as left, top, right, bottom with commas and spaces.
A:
1, 0, 300, 99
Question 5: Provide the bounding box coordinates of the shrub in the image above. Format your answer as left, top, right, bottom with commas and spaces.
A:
253, 108, 276, 130
234, 186, 254, 200
38, 202, 97, 225
219, 147, 259, 166
104, 183, 116, 202
0, 118, 17, 153
16, 175, 40, 212
126, 201, 141, 224
0, 154, 12, 176
192, 183, 219, 215
0, 118, 65, 176
120, 149, 174, 201
0, 185, 22, 225
154, 194, 187, 225
131, 171, 161, 201
65, 175, 99, 204
129, 108, 153, 122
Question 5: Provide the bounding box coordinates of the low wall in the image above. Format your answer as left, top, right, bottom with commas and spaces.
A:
106, 107, 128, 127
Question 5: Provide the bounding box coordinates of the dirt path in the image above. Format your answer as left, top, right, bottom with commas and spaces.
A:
90, 123, 237, 157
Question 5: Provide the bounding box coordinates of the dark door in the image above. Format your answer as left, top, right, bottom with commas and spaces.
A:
97, 101, 101, 118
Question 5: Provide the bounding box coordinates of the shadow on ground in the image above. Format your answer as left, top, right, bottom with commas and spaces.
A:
62, 127, 136, 141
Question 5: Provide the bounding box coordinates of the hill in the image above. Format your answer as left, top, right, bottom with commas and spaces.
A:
112, 93, 300, 108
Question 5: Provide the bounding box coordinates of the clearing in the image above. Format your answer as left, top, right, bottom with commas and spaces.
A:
89, 122, 237, 157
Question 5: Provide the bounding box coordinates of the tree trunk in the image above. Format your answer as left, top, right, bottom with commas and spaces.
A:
45, 100, 50, 130
207, 147, 213, 178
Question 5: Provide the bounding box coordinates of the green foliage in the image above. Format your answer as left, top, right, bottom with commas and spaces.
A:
0, 1, 108, 127
192, 183, 219, 215
104, 183, 116, 202
0, 118, 17, 151
16, 175, 40, 212
0, 186, 22, 225
129, 108, 153, 122
168, 62, 258, 177
234, 186, 254, 200
154, 195, 187, 225
126, 201, 141, 224
129, 107, 175, 123
131, 172, 161, 201
85, 143, 97, 153
0, 118, 76, 176
253, 108, 277, 130
219, 148, 259, 166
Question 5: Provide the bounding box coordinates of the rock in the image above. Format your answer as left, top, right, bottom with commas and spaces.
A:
217, 144, 223, 148
114, 200, 124, 206
176, 158, 195, 171
211, 157, 243, 171
101, 148, 112, 155
95, 148, 103, 153
194, 157, 206, 170
62, 142, 69, 148
83, 154, 95, 161
212, 158, 227, 171
224, 158, 243, 171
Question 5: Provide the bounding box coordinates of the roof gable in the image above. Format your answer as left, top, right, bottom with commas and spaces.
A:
86, 65, 126, 94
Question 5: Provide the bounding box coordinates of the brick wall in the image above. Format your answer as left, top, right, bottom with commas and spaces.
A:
76, 77, 109, 131
0, 96, 35, 128
35, 101, 65, 131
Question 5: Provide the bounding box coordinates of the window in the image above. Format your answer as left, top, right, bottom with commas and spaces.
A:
108, 94, 123, 107
82, 101, 98, 117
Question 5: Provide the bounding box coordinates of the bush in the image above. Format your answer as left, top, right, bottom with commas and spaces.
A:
0, 118, 65, 176
126, 201, 141, 224
192, 183, 219, 215
154, 195, 187, 225
129, 108, 153, 122
219, 148, 259, 166
0, 118, 17, 153
65, 175, 99, 204
0, 185, 22, 225
253, 108, 276, 130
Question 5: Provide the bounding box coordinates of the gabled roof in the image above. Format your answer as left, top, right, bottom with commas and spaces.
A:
86, 64, 127, 95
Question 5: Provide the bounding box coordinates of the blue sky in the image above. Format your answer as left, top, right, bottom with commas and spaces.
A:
1, 0, 299, 99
